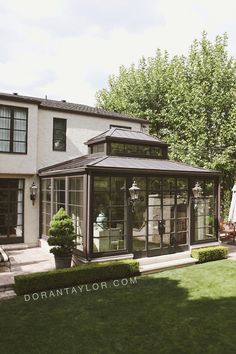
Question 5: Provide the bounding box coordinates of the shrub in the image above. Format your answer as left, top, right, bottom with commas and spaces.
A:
191, 246, 228, 263
48, 208, 76, 257
14, 259, 140, 295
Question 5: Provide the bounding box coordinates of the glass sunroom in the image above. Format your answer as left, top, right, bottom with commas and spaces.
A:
38, 128, 221, 261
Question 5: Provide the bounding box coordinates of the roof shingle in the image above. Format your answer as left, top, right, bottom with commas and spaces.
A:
0, 92, 148, 123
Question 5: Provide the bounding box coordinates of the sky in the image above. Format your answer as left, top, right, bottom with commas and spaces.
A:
0, 0, 236, 106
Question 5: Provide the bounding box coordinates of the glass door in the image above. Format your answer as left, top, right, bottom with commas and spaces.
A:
132, 176, 189, 258
0, 179, 24, 244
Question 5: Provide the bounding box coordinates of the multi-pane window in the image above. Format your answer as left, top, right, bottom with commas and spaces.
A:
0, 105, 27, 153
41, 177, 84, 252
110, 143, 162, 158
53, 118, 67, 151
53, 178, 66, 213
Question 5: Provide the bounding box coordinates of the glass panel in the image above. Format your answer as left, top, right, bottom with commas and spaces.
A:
69, 191, 83, 206
14, 109, 27, 119
163, 178, 176, 191
148, 177, 162, 192
175, 232, 187, 245
0, 107, 11, 118
176, 218, 188, 232
9, 225, 22, 237
14, 119, 26, 130
54, 178, 65, 191
150, 146, 162, 157
177, 178, 188, 190
148, 234, 161, 249
177, 191, 188, 205
148, 205, 162, 221
42, 179, 51, 190
94, 176, 109, 191
0, 226, 7, 237
138, 145, 150, 156
0, 129, 10, 140
13, 131, 26, 141
148, 193, 161, 206
0, 118, 11, 129
13, 142, 26, 153
110, 143, 124, 154
68, 177, 83, 191
133, 236, 146, 251
126, 144, 138, 155
163, 192, 175, 205
0, 141, 10, 151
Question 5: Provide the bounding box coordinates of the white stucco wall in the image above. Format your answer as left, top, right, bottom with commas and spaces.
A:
37, 109, 141, 169
0, 174, 39, 247
0, 99, 38, 175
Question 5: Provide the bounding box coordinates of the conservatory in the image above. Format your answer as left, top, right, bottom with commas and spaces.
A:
38, 128, 221, 261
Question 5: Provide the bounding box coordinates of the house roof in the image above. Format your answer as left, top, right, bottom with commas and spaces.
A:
85, 127, 169, 146
0, 92, 148, 124
39, 154, 220, 177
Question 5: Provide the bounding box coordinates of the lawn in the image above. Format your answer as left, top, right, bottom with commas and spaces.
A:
1, 259, 236, 354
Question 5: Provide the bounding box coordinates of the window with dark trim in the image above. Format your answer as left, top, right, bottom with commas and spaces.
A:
53, 118, 67, 151
0, 105, 28, 154
110, 124, 131, 130
110, 142, 163, 158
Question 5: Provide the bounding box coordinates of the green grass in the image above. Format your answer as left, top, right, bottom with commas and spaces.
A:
1, 259, 236, 354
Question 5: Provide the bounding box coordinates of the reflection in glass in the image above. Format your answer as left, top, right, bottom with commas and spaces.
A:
93, 176, 127, 253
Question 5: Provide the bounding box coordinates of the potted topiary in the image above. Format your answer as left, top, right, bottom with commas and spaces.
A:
47, 208, 76, 269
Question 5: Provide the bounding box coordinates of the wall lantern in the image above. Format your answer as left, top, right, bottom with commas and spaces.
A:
129, 180, 140, 212
30, 182, 38, 205
192, 181, 202, 199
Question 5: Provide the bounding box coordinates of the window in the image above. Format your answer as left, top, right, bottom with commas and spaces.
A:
53, 118, 66, 151
110, 142, 162, 158
41, 176, 84, 252
90, 143, 105, 154
0, 105, 27, 154
110, 125, 131, 130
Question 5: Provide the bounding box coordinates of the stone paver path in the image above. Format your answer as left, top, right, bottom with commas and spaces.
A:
0, 241, 55, 300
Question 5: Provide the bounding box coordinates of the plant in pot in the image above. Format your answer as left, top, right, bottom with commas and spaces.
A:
48, 208, 76, 269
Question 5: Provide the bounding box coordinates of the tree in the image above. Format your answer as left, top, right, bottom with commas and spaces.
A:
96, 32, 236, 216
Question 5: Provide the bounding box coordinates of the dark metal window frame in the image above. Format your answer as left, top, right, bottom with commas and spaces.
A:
0, 104, 28, 154
53, 118, 67, 152
89, 173, 219, 259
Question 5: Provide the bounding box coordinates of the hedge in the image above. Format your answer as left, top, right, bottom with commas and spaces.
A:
191, 246, 228, 263
14, 259, 140, 295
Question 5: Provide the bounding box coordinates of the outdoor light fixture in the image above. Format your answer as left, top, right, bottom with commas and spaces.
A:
192, 181, 203, 199
129, 180, 140, 212
30, 182, 38, 205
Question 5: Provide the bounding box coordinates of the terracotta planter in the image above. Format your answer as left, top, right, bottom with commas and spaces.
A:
54, 255, 72, 269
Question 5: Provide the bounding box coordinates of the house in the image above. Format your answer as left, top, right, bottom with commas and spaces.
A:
0, 92, 221, 262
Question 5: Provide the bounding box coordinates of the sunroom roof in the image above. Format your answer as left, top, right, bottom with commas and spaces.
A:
85, 127, 169, 146
39, 154, 220, 176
